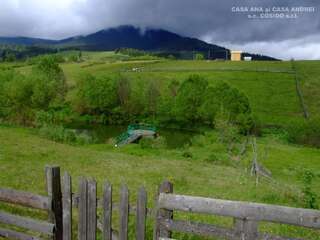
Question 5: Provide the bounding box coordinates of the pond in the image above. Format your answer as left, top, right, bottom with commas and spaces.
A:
64, 123, 198, 149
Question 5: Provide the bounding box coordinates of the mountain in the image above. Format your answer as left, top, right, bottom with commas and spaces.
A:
0, 36, 56, 46
0, 26, 277, 60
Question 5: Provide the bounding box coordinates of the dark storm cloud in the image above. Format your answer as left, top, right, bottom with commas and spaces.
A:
0, 0, 319, 59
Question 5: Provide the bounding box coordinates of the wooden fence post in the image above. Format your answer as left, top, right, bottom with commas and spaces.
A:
119, 184, 129, 240
234, 218, 258, 240
102, 182, 112, 240
154, 181, 173, 240
136, 186, 147, 240
78, 177, 88, 240
46, 166, 63, 240
62, 172, 72, 240
87, 179, 97, 240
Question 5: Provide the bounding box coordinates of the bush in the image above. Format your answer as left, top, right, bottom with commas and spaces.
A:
287, 118, 320, 148
75, 73, 118, 114
0, 56, 66, 125
204, 153, 231, 166
76, 132, 95, 145
2, 72, 34, 124
139, 136, 166, 149
301, 170, 318, 209
205, 153, 219, 163
175, 75, 208, 124
39, 125, 95, 145
31, 55, 66, 109
182, 151, 193, 158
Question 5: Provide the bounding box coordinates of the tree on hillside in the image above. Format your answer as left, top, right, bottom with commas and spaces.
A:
75, 74, 118, 114
195, 53, 204, 60
199, 86, 220, 125
145, 81, 160, 119
117, 76, 131, 108
31, 56, 66, 109
175, 75, 208, 124
212, 82, 251, 122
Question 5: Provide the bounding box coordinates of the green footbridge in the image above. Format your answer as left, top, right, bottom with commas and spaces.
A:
115, 124, 157, 147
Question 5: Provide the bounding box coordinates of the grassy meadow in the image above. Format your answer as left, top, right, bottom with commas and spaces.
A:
1, 51, 320, 239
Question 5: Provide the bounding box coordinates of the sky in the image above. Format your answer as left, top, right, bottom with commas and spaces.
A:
0, 0, 319, 60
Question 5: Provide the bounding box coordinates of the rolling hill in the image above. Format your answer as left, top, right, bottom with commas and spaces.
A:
0, 25, 277, 60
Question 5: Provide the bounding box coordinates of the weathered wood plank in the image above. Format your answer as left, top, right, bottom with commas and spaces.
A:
154, 181, 173, 240
234, 218, 258, 240
102, 182, 112, 240
0, 211, 54, 235
73, 195, 153, 217
45, 166, 63, 240
87, 179, 97, 240
160, 219, 236, 239
119, 184, 129, 240
259, 234, 303, 240
78, 177, 88, 240
62, 172, 72, 240
160, 219, 302, 240
0, 188, 50, 210
158, 193, 320, 229
0, 227, 41, 240
136, 186, 147, 240
97, 219, 118, 240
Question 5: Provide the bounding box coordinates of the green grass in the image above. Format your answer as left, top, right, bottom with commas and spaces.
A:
55, 57, 319, 126
1, 54, 320, 239
0, 125, 320, 239
11, 52, 320, 126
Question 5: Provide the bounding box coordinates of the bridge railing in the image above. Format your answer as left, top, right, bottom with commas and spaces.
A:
128, 124, 156, 132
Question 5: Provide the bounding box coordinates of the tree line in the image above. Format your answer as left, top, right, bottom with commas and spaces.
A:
0, 56, 253, 133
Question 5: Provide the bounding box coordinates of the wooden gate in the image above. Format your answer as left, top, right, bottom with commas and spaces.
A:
62, 174, 148, 240
0, 166, 62, 240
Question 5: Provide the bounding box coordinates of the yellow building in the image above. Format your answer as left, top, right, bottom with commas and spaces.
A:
231, 50, 242, 61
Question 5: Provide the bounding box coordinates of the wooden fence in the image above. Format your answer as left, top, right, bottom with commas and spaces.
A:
155, 181, 320, 240
1, 166, 320, 240
0, 166, 62, 240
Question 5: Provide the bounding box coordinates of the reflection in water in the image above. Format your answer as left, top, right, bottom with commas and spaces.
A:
65, 123, 197, 149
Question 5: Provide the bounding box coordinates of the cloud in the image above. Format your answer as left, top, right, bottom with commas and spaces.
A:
214, 34, 320, 60
0, 0, 319, 59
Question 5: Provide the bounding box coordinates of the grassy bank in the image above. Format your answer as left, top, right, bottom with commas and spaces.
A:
0, 125, 319, 239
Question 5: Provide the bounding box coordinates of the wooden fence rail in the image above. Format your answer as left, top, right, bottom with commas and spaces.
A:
154, 181, 320, 240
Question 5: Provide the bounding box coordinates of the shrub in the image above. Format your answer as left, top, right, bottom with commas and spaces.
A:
205, 153, 219, 163
205, 153, 231, 166
182, 151, 193, 158
175, 75, 208, 124
211, 82, 251, 122
2, 73, 34, 124
287, 118, 320, 148
76, 132, 95, 145
31, 56, 66, 109
75, 73, 118, 114
139, 136, 166, 149
301, 170, 318, 209
39, 125, 95, 145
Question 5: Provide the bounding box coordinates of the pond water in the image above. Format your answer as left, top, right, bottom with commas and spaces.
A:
64, 123, 197, 149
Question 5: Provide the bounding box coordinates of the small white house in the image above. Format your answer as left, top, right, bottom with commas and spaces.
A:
244, 56, 252, 61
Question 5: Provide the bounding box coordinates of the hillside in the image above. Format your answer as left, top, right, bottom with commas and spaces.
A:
13, 52, 319, 127
1, 52, 320, 239
0, 26, 277, 60
1, 123, 319, 239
